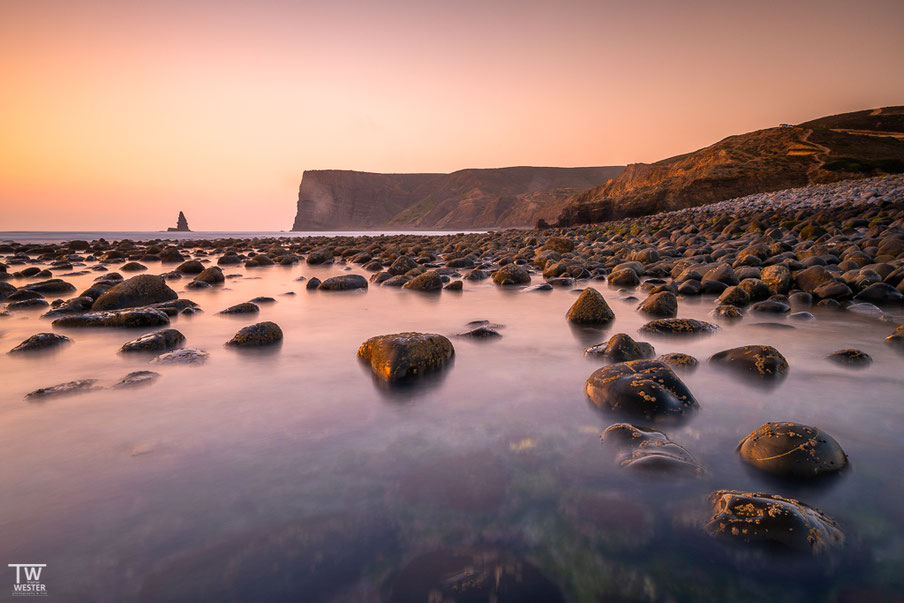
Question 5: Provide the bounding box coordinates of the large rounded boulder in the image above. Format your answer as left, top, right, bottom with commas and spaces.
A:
358, 332, 454, 383
318, 274, 368, 291
585, 360, 699, 420
492, 264, 531, 286
90, 275, 178, 311
705, 490, 844, 555
709, 345, 789, 380
737, 422, 848, 478
566, 287, 615, 325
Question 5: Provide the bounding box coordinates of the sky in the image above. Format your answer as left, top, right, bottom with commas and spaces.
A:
1, 0, 903, 231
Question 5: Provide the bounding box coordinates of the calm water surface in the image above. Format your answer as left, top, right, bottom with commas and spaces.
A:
1, 256, 903, 602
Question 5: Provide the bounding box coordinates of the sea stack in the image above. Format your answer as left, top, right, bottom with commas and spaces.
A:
167, 211, 191, 232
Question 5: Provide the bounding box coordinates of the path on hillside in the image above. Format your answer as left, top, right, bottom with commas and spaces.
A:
799, 128, 831, 170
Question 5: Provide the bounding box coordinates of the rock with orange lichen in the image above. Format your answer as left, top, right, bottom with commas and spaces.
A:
705, 490, 844, 555
737, 422, 848, 478
357, 332, 454, 383
709, 345, 789, 379
584, 360, 699, 420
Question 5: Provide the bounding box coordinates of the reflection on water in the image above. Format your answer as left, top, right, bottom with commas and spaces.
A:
1, 257, 904, 602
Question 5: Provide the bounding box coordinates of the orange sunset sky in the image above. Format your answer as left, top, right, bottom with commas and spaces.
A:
2, 0, 903, 231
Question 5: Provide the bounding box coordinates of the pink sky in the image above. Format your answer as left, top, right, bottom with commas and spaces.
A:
2, 0, 903, 231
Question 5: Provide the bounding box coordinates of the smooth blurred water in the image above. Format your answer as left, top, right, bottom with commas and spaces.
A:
1, 256, 903, 602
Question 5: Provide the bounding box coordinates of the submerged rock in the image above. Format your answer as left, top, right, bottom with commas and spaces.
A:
705, 490, 844, 555
358, 332, 454, 383
457, 326, 501, 338
52, 308, 170, 328
709, 345, 789, 380
218, 302, 260, 315
26, 379, 99, 400
226, 321, 283, 347
640, 318, 718, 335
91, 275, 178, 311
151, 348, 209, 366
386, 550, 564, 603
827, 348, 872, 366
113, 371, 161, 388
602, 423, 704, 476
737, 422, 848, 478
9, 332, 72, 353
120, 329, 185, 353
566, 287, 615, 325
585, 360, 699, 420
584, 333, 654, 362
656, 352, 698, 371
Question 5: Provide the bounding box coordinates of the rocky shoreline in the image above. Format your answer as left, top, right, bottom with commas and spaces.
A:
3, 174, 904, 565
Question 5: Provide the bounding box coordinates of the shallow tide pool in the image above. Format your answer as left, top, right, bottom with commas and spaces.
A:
1, 258, 903, 602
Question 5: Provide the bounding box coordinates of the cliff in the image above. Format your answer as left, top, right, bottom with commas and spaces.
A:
291, 166, 624, 230
556, 106, 904, 225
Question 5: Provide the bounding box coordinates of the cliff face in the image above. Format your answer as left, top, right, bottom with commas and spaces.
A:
557, 106, 904, 226
291, 166, 624, 230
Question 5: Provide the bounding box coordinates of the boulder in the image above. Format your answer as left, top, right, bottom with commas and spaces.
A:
584, 360, 699, 420
602, 423, 704, 476
640, 318, 718, 335
227, 321, 283, 347
357, 332, 454, 383
402, 271, 444, 291
318, 274, 368, 291
637, 291, 677, 318
566, 288, 615, 325
709, 345, 789, 380
52, 308, 170, 328
737, 422, 848, 478
91, 275, 178, 311
492, 264, 531, 285
584, 333, 654, 362
9, 332, 72, 353
120, 329, 185, 353
25, 379, 99, 400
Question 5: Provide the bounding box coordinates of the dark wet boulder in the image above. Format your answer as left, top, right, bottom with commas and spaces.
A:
9, 332, 72, 353
710, 345, 789, 380
827, 348, 872, 366
305, 248, 335, 265
7, 289, 43, 301
853, 282, 904, 305
402, 271, 443, 291
706, 490, 843, 555
26, 379, 99, 400
318, 274, 368, 291
0, 282, 15, 300
218, 302, 259, 315
381, 275, 411, 287
217, 253, 242, 265
6, 298, 50, 311
566, 287, 614, 325
795, 265, 838, 295
150, 348, 209, 365
358, 332, 454, 383
737, 422, 848, 478
750, 300, 791, 314
113, 370, 160, 388
120, 261, 147, 272
91, 275, 178, 311
640, 318, 718, 335
443, 280, 463, 291
458, 326, 501, 338
464, 268, 488, 281
386, 549, 564, 603
22, 279, 76, 294
41, 296, 94, 318
738, 278, 770, 302
702, 263, 739, 286
602, 423, 704, 476
52, 308, 170, 328
386, 255, 417, 275
492, 264, 531, 285
120, 329, 185, 353
193, 266, 225, 284
585, 360, 699, 420
176, 260, 205, 274
305, 277, 321, 290
677, 279, 702, 295
637, 291, 677, 318
227, 321, 283, 347
657, 352, 698, 371
584, 333, 655, 362
150, 299, 198, 316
